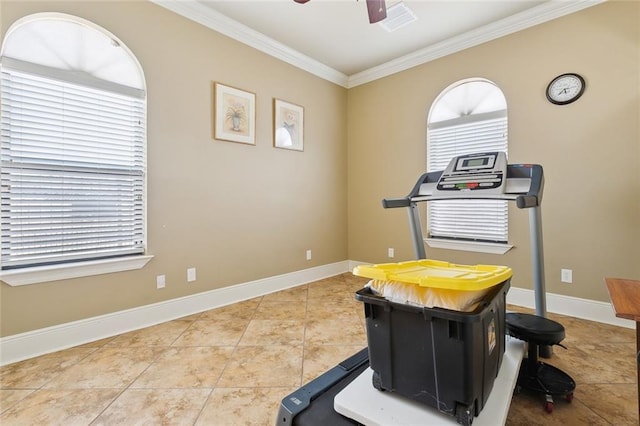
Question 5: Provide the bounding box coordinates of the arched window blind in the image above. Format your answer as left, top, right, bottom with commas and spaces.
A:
1, 14, 146, 270
427, 80, 508, 243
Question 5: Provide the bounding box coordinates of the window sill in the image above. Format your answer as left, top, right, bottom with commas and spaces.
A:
0, 255, 154, 286
424, 238, 513, 255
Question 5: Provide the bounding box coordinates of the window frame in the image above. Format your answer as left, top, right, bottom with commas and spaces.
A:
0, 14, 152, 286
426, 79, 512, 254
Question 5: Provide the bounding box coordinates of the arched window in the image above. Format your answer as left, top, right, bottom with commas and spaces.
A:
0, 13, 148, 277
426, 79, 508, 245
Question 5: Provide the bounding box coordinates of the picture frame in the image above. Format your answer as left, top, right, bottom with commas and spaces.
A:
214, 82, 256, 145
273, 98, 304, 151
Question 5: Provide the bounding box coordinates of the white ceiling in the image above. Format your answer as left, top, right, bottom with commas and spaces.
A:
152, 0, 603, 87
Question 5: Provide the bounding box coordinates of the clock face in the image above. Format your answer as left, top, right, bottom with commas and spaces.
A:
546, 73, 585, 105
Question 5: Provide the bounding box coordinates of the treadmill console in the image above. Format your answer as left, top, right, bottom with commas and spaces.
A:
435, 151, 507, 194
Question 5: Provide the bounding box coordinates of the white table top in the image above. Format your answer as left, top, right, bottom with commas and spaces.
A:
334, 338, 525, 426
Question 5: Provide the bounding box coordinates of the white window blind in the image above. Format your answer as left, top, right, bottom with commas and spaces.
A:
427, 112, 508, 243
1, 66, 146, 269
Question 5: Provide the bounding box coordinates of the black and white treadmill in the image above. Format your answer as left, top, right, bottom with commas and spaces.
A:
277, 152, 546, 425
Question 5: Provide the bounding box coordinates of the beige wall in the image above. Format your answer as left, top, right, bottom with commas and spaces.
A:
348, 1, 640, 303
0, 1, 348, 336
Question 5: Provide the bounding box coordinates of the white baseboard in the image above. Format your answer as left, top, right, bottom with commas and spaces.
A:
507, 286, 633, 329
0, 261, 350, 366
1, 260, 632, 366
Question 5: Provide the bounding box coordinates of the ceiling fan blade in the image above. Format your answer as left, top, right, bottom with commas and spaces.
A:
366, 0, 387, 24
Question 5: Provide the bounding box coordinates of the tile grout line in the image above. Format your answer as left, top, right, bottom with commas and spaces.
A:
300, 283, 310, 387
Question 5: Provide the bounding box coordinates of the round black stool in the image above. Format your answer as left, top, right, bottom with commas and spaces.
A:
506, 312, 576, 413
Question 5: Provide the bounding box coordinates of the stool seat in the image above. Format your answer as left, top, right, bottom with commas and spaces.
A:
505, 312, 565, 346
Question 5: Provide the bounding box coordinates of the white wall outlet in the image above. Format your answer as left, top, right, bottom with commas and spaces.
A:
156, 275, 166, 289
388, 248, 395, 258
187, 267, 196, 282
561, 269, 573, 283
306, 250, 312, 261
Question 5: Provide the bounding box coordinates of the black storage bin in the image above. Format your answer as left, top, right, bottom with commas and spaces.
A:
355, 279, 510, 425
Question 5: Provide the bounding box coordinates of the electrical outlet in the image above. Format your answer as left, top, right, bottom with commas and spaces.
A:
156, 275, 166, 289
388, 248, 395, 258
187, 267, 196, 282
561, 269, 572, 284
306, 250, 312, 261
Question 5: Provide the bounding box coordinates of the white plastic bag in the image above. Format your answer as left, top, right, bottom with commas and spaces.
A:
366, 279, 490, 312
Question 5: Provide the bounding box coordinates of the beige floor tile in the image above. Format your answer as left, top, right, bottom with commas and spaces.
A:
0, 389, 34, 414
93, 388, 210, 425
306, 299, 362, 319
0, 389, 120, 425
254, 299, 306, 320
550, 341, 637, 385
217, 345, 303, 388
238, 319, 305, 346
0, 348, 95, 389
106, 319, 192, 347
506, 387, 611, 425
262, 286, 308, 303
42, 347, 163, 389
199, 298, 262, 321
576, 383, 638, 425
305, 317, 367, 346
196, 387, 295, 426
307, 286, 354, 302
172, 319, 250, 346
131, 346, 235, 388
307, 277, 349, 291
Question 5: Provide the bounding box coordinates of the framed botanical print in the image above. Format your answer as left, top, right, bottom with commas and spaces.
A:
273, 98, 304, 151
214, 82, 256, 145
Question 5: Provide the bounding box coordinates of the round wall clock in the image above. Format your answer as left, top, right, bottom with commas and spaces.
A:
546, 73, 585, 105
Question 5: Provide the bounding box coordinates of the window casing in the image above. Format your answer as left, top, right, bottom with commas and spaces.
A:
427, 80, 508, 244
0, 14, 148, 278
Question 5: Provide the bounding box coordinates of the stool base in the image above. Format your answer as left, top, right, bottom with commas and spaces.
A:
516, 360, 576, 413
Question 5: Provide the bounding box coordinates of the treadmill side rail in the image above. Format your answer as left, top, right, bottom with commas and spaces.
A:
276, 348, 368, 425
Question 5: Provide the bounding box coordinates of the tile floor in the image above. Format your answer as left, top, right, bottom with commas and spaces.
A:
0, 273, 637, 425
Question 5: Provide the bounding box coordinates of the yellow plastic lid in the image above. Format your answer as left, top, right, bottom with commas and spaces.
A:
353, 259, 512, 291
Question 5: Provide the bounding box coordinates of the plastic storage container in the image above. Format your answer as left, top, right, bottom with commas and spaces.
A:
353, 260, 511, 426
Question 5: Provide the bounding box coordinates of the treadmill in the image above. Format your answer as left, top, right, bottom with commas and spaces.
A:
277, 152, 546, 425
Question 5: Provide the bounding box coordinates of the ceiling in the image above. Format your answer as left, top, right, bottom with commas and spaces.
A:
152, 0, 602, 88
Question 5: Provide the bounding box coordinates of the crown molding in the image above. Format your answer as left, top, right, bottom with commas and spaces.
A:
151, 0, 604, 89
347, 0, 605, 87
149, 0, 349, 87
